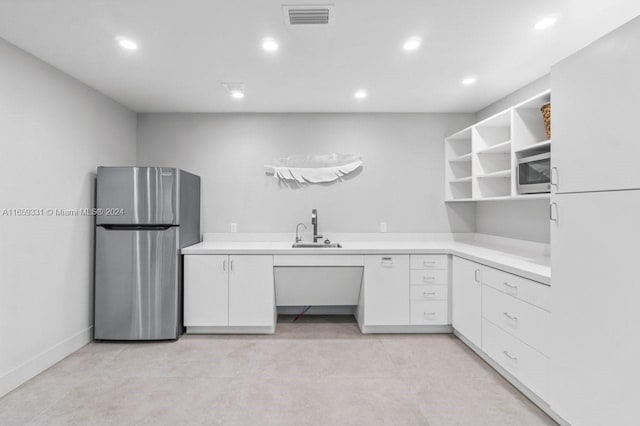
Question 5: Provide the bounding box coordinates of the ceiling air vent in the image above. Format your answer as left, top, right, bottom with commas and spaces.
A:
283, 4, 335, 26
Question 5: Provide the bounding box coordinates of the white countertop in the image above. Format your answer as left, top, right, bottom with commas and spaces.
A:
182, 234, 550, 285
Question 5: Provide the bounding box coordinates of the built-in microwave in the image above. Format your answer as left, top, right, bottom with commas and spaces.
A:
517, 152, 551, 194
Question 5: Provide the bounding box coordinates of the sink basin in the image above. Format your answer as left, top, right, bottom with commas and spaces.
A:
292, 242, 343, 248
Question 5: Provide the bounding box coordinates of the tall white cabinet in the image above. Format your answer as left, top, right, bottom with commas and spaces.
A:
550, 190, 640, 425
551, 17, 640, 194
549, 14, 640, 426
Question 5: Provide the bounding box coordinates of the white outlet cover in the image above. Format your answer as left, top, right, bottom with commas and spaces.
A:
380, 222, 387, 233
230, 223, 238, 233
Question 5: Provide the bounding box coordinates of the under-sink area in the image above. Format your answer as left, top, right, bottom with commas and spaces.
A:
273, 254, 363, 307
274, 266, 362, 306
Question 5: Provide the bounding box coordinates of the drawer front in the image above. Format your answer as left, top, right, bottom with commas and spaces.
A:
410, 254, 448, 270
410, 300, 448, 325
410, 269, 448, 285
411, 285, 448, 301
482, 267, 550, 311
482, 319, 549, 401
482, 285, 549, 355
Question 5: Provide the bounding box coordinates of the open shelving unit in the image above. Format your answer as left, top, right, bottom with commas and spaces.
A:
444, 90, 552, 202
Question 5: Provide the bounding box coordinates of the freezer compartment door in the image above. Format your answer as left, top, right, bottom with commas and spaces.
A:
96, 167, 178, 225
95, 226, 179, 340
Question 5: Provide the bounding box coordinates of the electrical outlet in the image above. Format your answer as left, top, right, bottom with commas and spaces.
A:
230, 223, 238, 233
380, 222, 387, 233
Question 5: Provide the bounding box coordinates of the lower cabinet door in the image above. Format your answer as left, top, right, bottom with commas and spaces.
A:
228, 255, 275, 327
482, 319, 549, 401
452, 256, 482, 347
184, 255, 228, 326
364, 255, 410, 325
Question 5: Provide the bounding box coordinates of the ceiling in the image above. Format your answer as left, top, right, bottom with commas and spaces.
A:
1, 0, 639, 113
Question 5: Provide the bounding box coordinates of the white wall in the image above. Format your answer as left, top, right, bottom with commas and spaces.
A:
476, 200, 550, 243
0, 38, 136, 397
137, 113, 476, 234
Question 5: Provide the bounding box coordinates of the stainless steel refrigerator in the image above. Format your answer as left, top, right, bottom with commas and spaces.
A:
94, 167, 200, 340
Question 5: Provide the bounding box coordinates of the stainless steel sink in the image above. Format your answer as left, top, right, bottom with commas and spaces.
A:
292, 242, 342, 248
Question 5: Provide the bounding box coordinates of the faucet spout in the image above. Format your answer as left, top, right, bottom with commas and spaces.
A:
295, 222, 307, 243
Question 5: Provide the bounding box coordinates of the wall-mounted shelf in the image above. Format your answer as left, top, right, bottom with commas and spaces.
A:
515, 139, 551, 154
476, 140, 511, 155
444, 90, 552, 202
445, 194, 550, 203
450, 176, 473, 183
477, 169, 511, 179
449, 152, 473, 162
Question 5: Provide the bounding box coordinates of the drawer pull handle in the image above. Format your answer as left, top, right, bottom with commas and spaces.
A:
223, 260, 227, 272
503, 350, 518, 361
503, 312, 518, 321
423, 312, 436, 317
423, 261, 436, 266
381, 257, 393, 266
423, 292, 436, 297
423, 276, 436, 281
503, 282, 518, 290
474, 269, 481, 283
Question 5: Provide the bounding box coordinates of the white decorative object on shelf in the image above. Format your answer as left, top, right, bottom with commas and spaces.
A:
265, 153, 363, 184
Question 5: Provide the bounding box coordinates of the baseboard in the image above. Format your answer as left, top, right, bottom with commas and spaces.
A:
186, 325, 275, 334
359, 324, 453, 334
453, 330, 569, 426
0, 326, 92, 398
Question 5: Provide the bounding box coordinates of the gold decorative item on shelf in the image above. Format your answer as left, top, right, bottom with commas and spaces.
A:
541, 102, 551, 140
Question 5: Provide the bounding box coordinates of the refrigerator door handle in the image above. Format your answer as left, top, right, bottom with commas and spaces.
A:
101, 225, 175, 231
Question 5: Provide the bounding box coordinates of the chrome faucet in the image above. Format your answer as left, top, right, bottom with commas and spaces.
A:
295, 222, 307, 243
311, 209, 322, 242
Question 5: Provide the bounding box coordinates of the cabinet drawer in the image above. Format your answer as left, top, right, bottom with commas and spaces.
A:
411, 285, 448, 301
482, 267, 550, 311
482, 319, 549, 401
410, 300, 448, 325
410, 254, 448, 270
410, 269, 448, 285
482, 285, 549, 355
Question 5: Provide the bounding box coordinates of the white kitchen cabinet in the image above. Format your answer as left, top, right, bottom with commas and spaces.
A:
550, 190, 640, 426
228, 255, 275, 327
363, 255, 410, 326
410, 300, 448, 325
551, 17, 640, 193
452, 256, 482, 347
184, 255, 228, 326
482, 319, 549, 401
482, 285, 549, 356
183, 254, 275, 331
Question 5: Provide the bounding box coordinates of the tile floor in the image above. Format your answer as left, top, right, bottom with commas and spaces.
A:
0, 316, 556, 425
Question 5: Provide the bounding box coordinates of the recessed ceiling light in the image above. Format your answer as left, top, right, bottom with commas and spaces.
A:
462, 76, 477, 86
354, 90, 368, 100
262, 38, 279, 52
230, 90, 245, 99
116, 36, 138, 50
403, 36, 421, 51
534, 16, 557, 30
